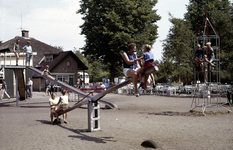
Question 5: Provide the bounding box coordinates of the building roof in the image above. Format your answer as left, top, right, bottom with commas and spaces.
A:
0, 36, 62, 66
38, 51, 88, 71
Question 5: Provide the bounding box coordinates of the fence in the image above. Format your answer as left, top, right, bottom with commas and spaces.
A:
116, 83, 230, 97
0, 52, 37, 67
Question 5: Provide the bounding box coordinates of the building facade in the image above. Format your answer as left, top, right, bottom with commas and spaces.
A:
34, 51, 88, 91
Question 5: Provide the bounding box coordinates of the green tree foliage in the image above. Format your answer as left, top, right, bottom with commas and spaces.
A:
161, 15, 194, 84
87, 58, 110, 82
53, 46, 64, 51
185, 0, 233, 82
73, 47, 89, 68
156, 58, 174, 82
154, 59, 159, 65
77, 0, 160, 80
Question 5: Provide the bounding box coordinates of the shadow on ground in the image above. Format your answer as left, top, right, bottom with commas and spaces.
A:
0, 100, 16, 107
36, 120, 117, 144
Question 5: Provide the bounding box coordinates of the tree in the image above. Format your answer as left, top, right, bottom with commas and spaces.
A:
161, 15, 194, 84
154, 59, 159, 65
156, 58, 174, 82
87, 58, 110, 82
77, 0, 160, 80
53, 46, 64, 51
73, 47, 88, 66
185, 0, 233, 82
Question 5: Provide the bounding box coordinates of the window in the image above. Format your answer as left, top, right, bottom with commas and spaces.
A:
0, 69, 3, 84
0, 74, 3, 84
57, 75, 62, 82
69, 75, 74, 86
45, 55, 53, 62
63, 75, 68, 83
57, 75, 69, 84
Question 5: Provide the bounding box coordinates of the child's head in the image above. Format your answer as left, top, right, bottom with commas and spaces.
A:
27, 41, 31, 45
196, 44, 201, 50
61, 89, 67, 95
51, 92, 56, 99
143, 44, 151, 52
206, 42, 211, 48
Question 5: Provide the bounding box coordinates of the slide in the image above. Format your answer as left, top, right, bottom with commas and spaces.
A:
14, 69, 26, 100
26, 66, 117, 108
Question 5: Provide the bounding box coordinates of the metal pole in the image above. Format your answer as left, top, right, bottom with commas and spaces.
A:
16, 70, 19, 106
25, 69, 26, 101
88, 100, 93, 131
4, 52, 6, 67
23, 52, 25, 66
32, 53, 33, 66
194, 38, 196, 84
219, 37, 220, 83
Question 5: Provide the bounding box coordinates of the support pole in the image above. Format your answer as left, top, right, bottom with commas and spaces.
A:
15, 70, 19, 107
88, 101, 100, 132
4, 52, 6, 67
25, 69, 27, 101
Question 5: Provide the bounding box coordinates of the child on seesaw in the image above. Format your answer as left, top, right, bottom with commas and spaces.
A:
135, 44, 155, 89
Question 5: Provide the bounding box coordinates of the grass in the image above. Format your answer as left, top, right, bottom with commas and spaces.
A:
190, 109, 230, 115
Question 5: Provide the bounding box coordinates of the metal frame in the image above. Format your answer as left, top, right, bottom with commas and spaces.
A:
191, 11, 232, 115
191, 82, 232, 116
193, 35, 220, 84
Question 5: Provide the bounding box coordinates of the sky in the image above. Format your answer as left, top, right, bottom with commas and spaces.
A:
0, 0, 190, 61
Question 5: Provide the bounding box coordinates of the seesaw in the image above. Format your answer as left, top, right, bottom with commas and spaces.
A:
27, 66, 158, 131
58, 66, 158, 131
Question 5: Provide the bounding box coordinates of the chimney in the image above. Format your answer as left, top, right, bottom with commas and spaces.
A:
22, 30, 29, 38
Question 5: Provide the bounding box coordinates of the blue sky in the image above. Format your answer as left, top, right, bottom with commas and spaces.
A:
0, 0, 190, 61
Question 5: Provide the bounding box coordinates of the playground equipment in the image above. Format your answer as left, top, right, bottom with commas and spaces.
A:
191, 11, 232, 115
27, 66, 158, 131
1, 52, 37, 105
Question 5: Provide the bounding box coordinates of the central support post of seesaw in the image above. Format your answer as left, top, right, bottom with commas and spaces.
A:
88, 101, 100, 131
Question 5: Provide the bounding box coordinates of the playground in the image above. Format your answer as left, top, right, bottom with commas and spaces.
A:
0, 92, 232, 150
